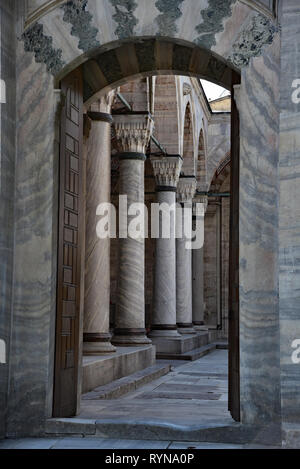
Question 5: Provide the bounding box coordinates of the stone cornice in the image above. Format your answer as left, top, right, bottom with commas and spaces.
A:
150, 155, 183, 188
113, 113, 154, 154
177, 177, 197, 203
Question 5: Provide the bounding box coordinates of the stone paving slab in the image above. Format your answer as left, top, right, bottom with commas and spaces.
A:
155, 383, 220, 393
136, 392, 222, 400
0, 437, 281, 449
168, 441, 242, 449
52, 438, 170, 449
179, 372, 228, 379
0, 438, 59, 449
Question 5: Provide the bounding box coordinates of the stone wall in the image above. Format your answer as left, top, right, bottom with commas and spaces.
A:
0, 0, 16, 440
6, 39, 58, 437
279, 0, 300, 425
239, 35, 281, 425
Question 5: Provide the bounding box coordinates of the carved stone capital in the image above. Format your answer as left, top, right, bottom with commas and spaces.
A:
90, 89, 116, 114
177, 177, 197, 203
193, 196, 208, 216
150, 155, 183, 188
113, 113, 154, 154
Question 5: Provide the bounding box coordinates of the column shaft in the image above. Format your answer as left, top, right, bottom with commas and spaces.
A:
176, 177, 197, 334
192, 199, 208, 330
149, 155, 182, 337
83, 106, 115, 354
112, 113, 153, 345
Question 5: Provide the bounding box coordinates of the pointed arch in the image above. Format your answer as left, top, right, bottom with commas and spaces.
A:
196, 127, 207, 191
181, 102, 195, 176
151, 75, 180, 155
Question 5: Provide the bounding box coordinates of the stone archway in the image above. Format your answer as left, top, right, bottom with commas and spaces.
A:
7, 1, 281, 436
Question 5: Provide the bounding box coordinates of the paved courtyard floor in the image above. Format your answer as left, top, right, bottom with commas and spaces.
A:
79, 349, 232, 427
0, 350, 280, 449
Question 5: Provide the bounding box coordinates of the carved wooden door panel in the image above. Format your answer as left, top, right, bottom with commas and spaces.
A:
53, 68, 83, 417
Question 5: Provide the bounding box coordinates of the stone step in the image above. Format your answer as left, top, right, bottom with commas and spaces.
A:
82, 364, 171, 400
45, 418, 281, 446
82, 345, 156, 394
156, 343, 216, 361
214, 341, 228, 350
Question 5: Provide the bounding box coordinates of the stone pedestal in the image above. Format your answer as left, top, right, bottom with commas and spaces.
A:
149, 155, 183, 338
192, 197, 208, 331
83, 93, 116, 354
112, 113, 154, 346
176, 177, 197, 334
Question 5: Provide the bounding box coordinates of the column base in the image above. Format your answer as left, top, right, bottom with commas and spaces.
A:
193, 321, 208, 331
149, 324, 181, 338
83, 333, 116, 355
111, 328, 152, 346
177, 323, 196, 334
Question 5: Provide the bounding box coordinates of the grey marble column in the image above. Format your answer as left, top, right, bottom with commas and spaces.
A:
83, 93, 116, 354
149, 155, 183, 337
112, 113, 154, 345
192, 197, 208, 330
176, 177, 197, 334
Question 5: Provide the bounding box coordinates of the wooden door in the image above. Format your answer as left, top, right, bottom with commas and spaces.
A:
228, 72, 241, 421
53, 68, 84, 417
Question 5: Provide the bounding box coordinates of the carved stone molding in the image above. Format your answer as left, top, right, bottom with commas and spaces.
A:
150, 155, 183, 188
113, 113, 154, 154
183, 83, 192, 96
177, 177, 197, 203
228, 12, 278, 68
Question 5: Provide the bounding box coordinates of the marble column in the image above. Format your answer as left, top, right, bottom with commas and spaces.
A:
192, 196, 208, 330
83, 92, 116, 354
149, 155, 183, 337
176, 177, 197, 334
112, 113, 154, 345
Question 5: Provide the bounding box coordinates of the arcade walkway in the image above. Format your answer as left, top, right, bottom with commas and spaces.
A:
79, 349, 231, 428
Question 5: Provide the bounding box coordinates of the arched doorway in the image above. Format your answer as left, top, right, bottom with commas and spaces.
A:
52, 37, 241, 421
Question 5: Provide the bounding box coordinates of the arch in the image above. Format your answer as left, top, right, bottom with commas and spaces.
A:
196, 128, 207, 191
181, 102, 195, 176
151, 75, 180, 155
209, 151, 231, 191
78, 38, 236, 108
